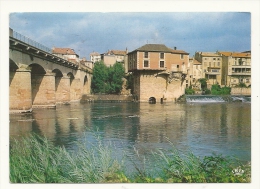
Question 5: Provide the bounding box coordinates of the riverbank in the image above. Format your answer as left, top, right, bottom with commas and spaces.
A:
10, 134, 251, 183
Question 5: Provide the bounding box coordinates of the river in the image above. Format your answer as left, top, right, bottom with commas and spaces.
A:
9, 100, 251, 174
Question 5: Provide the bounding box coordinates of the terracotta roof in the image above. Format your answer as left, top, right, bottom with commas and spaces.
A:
90, 52, 100, 56
52, 48, 77, 55
169, 48, 189, 55
192, 59, 202, 65
136, 44, 172, 53
218, 51, 251, 58
108, 50, 127, 56
200, 52, 220, 57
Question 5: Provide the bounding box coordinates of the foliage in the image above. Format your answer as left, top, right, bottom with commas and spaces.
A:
185, 87, 195, 95
198, 78, 207, 90
125, 73, 134, 94
235, 82, 247, 88
10, 134, 250, 183
204, 88, 211, 95
211, 84, 231, 95
91, 61, 125, 94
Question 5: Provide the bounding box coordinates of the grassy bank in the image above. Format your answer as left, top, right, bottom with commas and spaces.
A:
10, 134, 251, 183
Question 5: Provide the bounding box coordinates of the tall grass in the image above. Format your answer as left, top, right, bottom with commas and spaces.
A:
10, 134, 251, 183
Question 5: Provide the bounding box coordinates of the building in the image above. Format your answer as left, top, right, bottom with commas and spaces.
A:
101, 49, 127, 67
128, 44, 189, 102
189, 57, 203, 90
194, 52, 222, 87
52, 47, 80, 64
80, 57, 93, 69
218, 51, 251, 87
90, 52, 101, 64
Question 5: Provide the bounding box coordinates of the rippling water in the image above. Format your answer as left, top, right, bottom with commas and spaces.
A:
10, 101, 251, 173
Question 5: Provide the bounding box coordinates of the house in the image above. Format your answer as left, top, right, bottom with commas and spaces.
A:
127, 44, 189, 102
52, 47, 79, 64
217, 51, 251, 87
189, 57, 203, 90
90, 52, 101, 64
194, 52, 222, 87
80, 57, 93, 69
101, 49, 127, 67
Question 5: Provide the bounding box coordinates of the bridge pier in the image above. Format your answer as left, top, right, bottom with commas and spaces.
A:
56, 76, 70, 104
9, 68, 32, 113
70, 78, 82, 102
31, 71, 56, 108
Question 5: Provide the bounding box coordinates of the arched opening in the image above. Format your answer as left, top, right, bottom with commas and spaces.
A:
149, 97, 156, 104
67, 72, 75, 85
83, 75, 89, 94
52, 69, 63, 92
29, 63, 46, 104
9, 59, 19, 86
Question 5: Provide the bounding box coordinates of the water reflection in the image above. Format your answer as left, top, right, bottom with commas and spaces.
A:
10, 102, 251, 162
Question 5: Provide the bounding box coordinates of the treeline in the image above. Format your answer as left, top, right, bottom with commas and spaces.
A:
91, 61, 125, 94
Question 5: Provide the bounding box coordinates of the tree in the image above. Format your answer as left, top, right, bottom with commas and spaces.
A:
91, 61, 109, 93
198, 78, 207, 91
91, 61, 125, 94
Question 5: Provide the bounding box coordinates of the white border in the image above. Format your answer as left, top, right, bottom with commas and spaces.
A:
1, 1, 259, 189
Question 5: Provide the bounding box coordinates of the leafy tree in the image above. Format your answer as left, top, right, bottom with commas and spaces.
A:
108, 62, 125, 94
198, 78, 207, 90
91, 61, 109, 94
91, 61, 125, 94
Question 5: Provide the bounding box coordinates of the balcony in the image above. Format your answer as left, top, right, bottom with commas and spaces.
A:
205, 68, 220, 75
231, 68, 251, 76
232, 65, 251, 69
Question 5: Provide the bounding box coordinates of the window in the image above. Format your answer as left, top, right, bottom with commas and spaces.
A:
144, 52, 149, 58
213, 58, 216, 60
246, 79, 250, 83
180, 54, 184, 59
209, 62, 211, 67
144, 60, 149, 67
218, 62, 220, 66
160, 53, 164, 59
177, 65, 179, 68
160, 61, 164, 68
204, 58, 207, 60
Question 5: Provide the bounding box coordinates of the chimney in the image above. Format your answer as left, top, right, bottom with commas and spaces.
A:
174, 47, 177, 50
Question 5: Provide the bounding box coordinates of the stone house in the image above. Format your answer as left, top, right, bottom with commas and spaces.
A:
194, 52, 222, 88
90, 51, 101, 64
127, 44, 189, 102
217, 51, 251, 87
52, 47, 80, 64
101, 49, 127, 67
189, 57, 203, 90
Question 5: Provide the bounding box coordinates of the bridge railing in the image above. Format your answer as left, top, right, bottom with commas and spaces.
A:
11, 30, 52, 54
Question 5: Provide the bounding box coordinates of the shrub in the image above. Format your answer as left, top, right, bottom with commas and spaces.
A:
185, 87, 195, 95
211, 84, 231, 95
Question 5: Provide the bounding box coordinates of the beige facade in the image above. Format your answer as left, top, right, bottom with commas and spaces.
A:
194, 52, 222, 88
189, 57, 202, 90
128, 44, 189, 102
90, 52, 101, 63
218, 51, 251, 87
101, 49, 127, 67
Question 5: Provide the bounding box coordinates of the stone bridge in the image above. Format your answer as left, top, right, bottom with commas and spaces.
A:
9, 29, 92, 113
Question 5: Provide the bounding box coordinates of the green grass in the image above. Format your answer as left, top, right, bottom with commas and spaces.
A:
10, 134, 251, 183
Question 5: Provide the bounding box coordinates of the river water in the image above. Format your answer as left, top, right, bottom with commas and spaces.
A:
9, 100, 251, 174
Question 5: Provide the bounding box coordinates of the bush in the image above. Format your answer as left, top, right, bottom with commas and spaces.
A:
211, 84, 231, 95
235, 82, 247, 88
185, 87, 195, 95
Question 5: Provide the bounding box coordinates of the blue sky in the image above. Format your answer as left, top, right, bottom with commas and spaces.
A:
9, 12, 251, 59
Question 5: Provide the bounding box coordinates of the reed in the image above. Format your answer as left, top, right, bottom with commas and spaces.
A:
10, 134, 250, 183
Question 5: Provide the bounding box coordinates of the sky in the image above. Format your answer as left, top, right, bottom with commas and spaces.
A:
9, 12, 251, 59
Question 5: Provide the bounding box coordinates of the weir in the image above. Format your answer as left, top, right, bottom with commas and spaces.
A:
186, 95, 251, 103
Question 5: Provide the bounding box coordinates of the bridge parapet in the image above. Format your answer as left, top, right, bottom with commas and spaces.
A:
9, 28, 79, 69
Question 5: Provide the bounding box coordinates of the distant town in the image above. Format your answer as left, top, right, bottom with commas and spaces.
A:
9, 28, 251, 112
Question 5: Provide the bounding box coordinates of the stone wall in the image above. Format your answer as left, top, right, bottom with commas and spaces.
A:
231, 88, 251, 95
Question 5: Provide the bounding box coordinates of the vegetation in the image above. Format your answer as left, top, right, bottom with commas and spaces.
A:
91, 61, 125, 94
211, 84, 231, 95
235, 82, 248, 88
125, 73, 134, 94
198, 78, 207, 91
10, 134, 251, 183
185, 87, 195, 95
